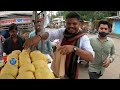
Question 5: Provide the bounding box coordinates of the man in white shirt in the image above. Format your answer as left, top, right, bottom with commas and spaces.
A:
23, 12, 94, 79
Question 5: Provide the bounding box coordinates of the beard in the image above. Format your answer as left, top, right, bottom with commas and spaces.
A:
66, 27, 79, 34
11, 35, 17, 38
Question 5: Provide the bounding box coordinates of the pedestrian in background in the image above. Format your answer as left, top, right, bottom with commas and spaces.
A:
3, 23, 25, 55
88, 20, 115, 79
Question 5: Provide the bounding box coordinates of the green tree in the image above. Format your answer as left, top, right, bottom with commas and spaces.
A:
55, 11, 117, 21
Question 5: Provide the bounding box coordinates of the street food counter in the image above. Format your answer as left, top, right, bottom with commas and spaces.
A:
0, 50, 56, 79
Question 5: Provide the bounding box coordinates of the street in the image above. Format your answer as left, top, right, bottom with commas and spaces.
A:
79, 34, 120, 79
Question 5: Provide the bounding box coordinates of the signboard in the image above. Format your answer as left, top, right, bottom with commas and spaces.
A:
0, 18, 31, 26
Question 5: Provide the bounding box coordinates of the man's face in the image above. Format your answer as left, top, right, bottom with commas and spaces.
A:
36, 21, 42, 30
98, 24, 109, 33
35, 21, 42, 34
9, 30, 18, 38
66, 18, 80, 34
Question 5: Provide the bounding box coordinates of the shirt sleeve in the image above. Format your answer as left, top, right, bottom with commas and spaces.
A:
45, 29, 64, 41
80, 35, 95, 58
29, 31, 35, 38
110, 40, 115, 62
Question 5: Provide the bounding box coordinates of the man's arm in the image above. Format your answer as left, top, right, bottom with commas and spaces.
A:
75, 48, 94, 62
78, 35, 94, 61
58, 45, 94, 62
23, 32, 49, 49
58, 35, 94, 62
40, 32, 49, 40
109, 43, 115, 63
23, 29, 64, 49
102, 41, 115, 68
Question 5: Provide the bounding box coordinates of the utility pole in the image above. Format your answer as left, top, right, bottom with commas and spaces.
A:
32, 11, 45, 53
40, 11, 47, 54
32, 11, 39, 30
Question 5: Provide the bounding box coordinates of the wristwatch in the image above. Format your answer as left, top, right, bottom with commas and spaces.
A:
73, 47, 78, 53
109, 58, 114, 63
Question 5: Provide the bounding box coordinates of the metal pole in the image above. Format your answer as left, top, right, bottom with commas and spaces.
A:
34, 11, 39, 34
32, 11, 38, 31
41, 11, 46, 54
32, 11, 35, 21
32, 11, 47, 54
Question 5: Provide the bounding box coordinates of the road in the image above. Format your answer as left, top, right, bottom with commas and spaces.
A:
79, 34, 120, 79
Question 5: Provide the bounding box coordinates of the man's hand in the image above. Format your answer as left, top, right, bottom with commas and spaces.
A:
23, 35, 41, 49
58, 45, 75, 55
102, 57, 111, 68
30, 42, 38, 51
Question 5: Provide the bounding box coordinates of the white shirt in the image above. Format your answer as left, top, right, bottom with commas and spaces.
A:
46, 28, 95, 58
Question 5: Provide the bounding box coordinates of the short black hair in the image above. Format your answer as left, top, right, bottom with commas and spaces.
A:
66, 12, 81, 21
98, 20, 111, 28
9, 23, 18, 31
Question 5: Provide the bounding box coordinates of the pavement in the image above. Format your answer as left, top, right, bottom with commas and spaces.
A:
108, 34, 120, 39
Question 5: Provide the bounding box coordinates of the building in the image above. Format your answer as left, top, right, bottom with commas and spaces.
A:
0, 11, 33, 31
0, 11, 33, 38
52, 16, 65, 28
106, 16, 120, 34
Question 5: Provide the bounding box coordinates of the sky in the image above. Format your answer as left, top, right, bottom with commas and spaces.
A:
37, 11, 58, 15
50, 11, 58, 15
0, 11, 58, 17
0, 11, 58, 15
